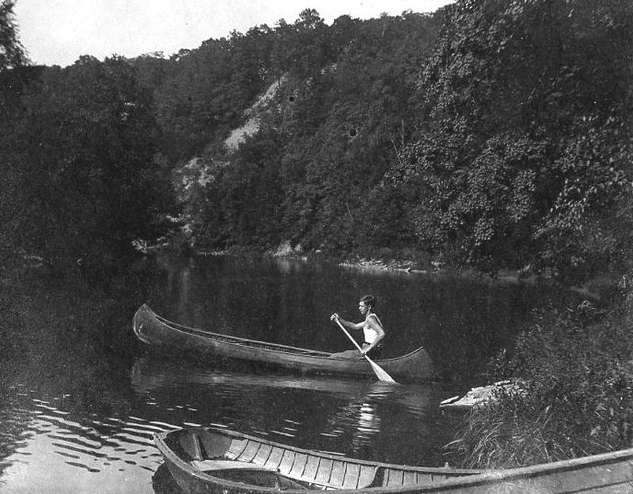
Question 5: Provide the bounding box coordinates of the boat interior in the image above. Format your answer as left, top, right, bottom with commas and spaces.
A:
166, 428, 472, 490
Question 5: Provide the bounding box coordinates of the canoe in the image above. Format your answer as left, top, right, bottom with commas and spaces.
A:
155, 427, 633, 494
154, 427, 480, 494
133, 304, 434, 382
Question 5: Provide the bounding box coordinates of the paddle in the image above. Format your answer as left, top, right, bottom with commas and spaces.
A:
333, 318, 397, 383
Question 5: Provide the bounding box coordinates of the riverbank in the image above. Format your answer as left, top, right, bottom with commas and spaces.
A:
193, 243, 623, 305
445, 282, 633, 470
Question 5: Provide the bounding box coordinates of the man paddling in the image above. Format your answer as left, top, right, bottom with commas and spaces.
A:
330, 294, 385, 359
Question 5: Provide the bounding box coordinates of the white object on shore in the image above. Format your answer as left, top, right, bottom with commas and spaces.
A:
440, 380, 524, 411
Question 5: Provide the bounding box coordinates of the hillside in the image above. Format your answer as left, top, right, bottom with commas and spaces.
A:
1, 1, 631, 284
132, 2, 632, 285
132, 9, 443, 256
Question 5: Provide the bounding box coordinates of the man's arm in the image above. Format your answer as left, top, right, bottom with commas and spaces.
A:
331, 313, 363, 330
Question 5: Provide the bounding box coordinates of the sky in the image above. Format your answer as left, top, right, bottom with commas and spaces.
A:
14, 0, 455, 67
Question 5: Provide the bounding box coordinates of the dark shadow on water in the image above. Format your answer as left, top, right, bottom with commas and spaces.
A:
130, 355, 459, 465
149, 255, 586, 386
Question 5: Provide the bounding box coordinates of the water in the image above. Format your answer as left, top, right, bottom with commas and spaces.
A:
0, 255, 582, 493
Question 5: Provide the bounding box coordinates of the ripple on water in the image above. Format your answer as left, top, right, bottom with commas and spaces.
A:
0, 390, 169, 494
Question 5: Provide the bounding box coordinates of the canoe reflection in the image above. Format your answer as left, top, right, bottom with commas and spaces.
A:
132, 356, 449, 465
132, 357, 422, 404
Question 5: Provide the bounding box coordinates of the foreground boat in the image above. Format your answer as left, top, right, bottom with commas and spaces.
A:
154, 427, 479, 494
156, 427, 633, 494
133, 304, 433, 382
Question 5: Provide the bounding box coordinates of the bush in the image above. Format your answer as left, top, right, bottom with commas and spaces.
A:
447, 283, 633, 468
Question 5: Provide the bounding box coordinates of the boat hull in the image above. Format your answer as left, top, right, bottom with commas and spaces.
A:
133, 304, 434, 382
154, 427, 479, 494
155, 427, 633, 494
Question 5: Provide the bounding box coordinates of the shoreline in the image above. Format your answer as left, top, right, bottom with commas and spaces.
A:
151, 241, 614, 302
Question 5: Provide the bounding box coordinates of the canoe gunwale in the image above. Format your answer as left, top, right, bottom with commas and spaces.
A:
141, 304, 427, 363
150, 307, 329, 358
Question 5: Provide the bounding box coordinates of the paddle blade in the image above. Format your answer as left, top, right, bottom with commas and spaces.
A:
366, 356, 397, 383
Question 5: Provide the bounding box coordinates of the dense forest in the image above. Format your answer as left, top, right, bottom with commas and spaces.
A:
131, 0, 632, 286
2, 0, 633, 469
2, 0, 632, 285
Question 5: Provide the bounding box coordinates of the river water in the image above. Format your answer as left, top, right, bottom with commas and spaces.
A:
0, 255, 582, 493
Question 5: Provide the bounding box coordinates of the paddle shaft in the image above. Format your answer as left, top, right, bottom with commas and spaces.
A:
334, 318, 396, 383
334, 319, 364, 352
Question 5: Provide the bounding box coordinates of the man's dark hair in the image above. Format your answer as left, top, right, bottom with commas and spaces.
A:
360, 294, 376, 308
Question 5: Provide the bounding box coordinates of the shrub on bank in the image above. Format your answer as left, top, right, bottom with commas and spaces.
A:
447, 281, 633, 469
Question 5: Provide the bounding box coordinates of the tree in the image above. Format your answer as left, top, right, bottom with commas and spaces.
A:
0, 0, 25, 71
18, 57, 174, 277
395, 0, 633, 280
0, 0, 27, 270
271, 9, 331, 80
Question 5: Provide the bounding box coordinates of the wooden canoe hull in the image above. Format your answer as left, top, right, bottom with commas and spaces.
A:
155, 427, 633, 494
133, 304, 434, 382
154, 427, 479, 494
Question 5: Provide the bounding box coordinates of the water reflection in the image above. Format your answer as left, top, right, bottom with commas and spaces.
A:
0, 385, 166, 493
132, 356, 397, 398
323, 387, 386, 454
0, 352, 455, 493
130, 356, 455, 465
0, 254, 583, 493
150, 255, 582, 384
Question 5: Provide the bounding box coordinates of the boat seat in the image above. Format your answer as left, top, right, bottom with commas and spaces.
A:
192, 461, 381, 489
295, 466, 381, 490
192, 460, 276, 472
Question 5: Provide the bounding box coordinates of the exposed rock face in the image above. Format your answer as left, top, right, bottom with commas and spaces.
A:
225, 76, 287, 150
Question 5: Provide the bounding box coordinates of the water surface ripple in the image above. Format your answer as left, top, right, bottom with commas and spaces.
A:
0, 255, 581, 493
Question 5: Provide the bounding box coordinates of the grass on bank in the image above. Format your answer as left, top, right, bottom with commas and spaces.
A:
446, 276, 633, 469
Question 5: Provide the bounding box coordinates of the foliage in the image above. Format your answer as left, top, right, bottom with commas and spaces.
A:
0, 0, 25, 71
447, 286, 633, 468
135, 22, 280, 162
4, 2, 631, 285
195, 130, 286, 248
126, 2, 633, 284
0, 0, 28, 271
15, 57, 174, 278
389, 0, 633, 280
140, 11, 441, 253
